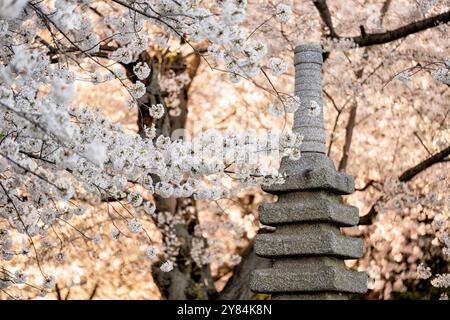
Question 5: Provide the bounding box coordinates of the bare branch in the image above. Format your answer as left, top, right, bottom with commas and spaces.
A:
350, 10, 450, 48
88, 283, 99, 300
359, 197, 383, 225
312, 0, 337, 37
380, 0, 392, 26
413, 131, 432, 156
313, 3, 450, 52
399, 145, 450, 182
355, 179, 381, 192
338, 99, 357, 172
359, 145, 450, 225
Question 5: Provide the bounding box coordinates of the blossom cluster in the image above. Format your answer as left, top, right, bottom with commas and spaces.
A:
0, 0, 295, 297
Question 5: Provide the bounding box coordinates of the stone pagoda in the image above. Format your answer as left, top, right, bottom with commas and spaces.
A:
250, 44, 368, 299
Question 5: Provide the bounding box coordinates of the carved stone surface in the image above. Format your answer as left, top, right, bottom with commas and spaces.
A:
254, 229, 364, 259
259, 192, 359, 227
251, 266, 368, 293
263, 153, 355, 195
250, 43, 368, 300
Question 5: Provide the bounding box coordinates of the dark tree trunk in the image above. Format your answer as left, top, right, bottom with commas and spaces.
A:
125, 49, 217, 299
218, 242, 272, 300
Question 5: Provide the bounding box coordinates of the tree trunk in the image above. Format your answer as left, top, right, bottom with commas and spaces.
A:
125, 49, 217, 299
218, 242, 272, 300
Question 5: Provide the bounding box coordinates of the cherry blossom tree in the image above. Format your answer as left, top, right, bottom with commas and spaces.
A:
0, 0, 449, 300
0, 0, 303, 299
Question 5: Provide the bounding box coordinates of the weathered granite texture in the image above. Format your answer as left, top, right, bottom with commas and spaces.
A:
250, 44, 368, 299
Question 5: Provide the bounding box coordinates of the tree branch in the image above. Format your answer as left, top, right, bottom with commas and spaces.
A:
312, 0, 337, 38
355, 179, 381, 192
379, 0, 392, 27
350, 10, 450, 48
338, 100, 357, 172
413, 131, 432, 156
399, 145, 450, 182
313, 2, 450, 53
359, 145, 450, 225
359, 197, 383, 225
